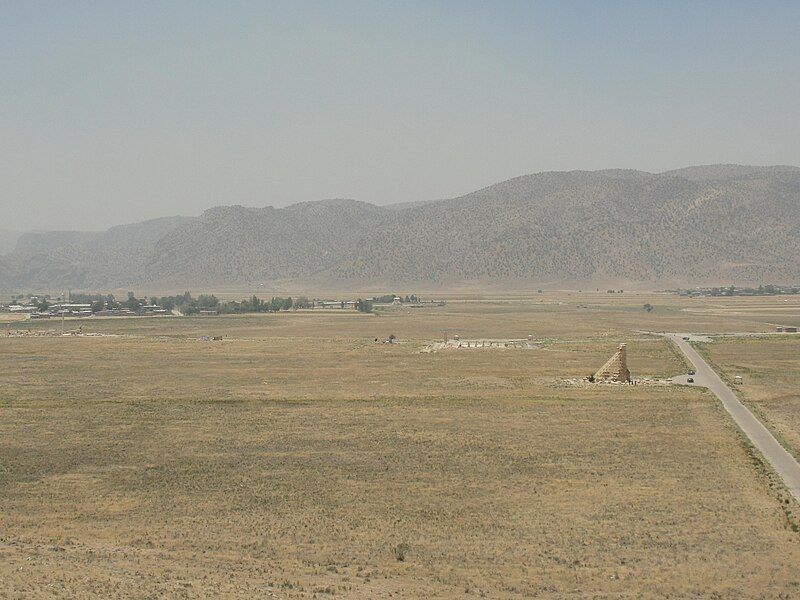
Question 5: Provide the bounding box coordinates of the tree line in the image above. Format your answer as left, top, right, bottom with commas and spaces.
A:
151, 293, 312, 315
14, 290, 422, 316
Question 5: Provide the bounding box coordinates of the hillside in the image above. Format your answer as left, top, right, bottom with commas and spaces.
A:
1, 165, 798, 291
0, 230, 22, 255
4, 216, 195, 290
332, 167, 800, 284
143, 200, 388, 285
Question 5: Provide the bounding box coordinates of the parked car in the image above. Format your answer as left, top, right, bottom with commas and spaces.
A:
687, 377, 694, 384
688, 370, 696, 375
682, 336, 690, 341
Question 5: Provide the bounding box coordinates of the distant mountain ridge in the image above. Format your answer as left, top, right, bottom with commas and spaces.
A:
144, 200, 387, 284
2, 164, 799, 290
6, 216, 195, 290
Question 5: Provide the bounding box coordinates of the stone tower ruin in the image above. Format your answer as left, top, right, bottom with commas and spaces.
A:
593, 343, 631, 383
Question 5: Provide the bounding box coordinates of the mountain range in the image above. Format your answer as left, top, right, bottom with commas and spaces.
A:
2, 164, 799, 291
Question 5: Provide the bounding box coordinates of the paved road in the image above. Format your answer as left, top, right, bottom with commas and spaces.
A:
668, 334, 800, 502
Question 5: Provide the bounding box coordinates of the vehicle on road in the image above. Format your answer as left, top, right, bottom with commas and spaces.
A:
682, 336, 690, 341
687, 377, 694, 383
688, 370, 696, 375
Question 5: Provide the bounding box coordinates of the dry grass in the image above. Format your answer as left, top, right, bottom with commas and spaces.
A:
701, 336, 800, 460
678, 294, 800, 327
2, 296, 799, 598
0, 333, 683, 405
0, 313, 26, 323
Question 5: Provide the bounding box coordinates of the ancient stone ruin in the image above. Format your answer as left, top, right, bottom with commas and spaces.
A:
593, 343, 631, 383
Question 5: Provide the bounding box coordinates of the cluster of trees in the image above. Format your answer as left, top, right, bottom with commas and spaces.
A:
11, 289, 425, 317
216, 295, 312, 314
36, 291, 218, 314
708, 284, 799, 296
69, 292, 116, 312
148, 293, 313, 315
67, 292, 144, 313
9, 293, 118, 313
149, 292, 219, 315
677, 284, 800, 297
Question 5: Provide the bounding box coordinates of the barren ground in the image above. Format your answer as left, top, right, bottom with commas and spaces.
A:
2, 292, 799, 598
700, 336, 800, 462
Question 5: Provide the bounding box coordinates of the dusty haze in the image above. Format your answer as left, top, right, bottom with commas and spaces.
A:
2, 2, 800, 232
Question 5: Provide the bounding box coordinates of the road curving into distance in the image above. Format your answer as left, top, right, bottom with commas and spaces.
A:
667, 334, 800, 502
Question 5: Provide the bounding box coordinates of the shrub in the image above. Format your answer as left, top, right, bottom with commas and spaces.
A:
393, 542, 410, 561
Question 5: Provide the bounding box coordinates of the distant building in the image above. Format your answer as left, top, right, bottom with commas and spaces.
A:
10, 305, 38, 313
52, 303, 91, 310
319, 301, 355, 309
141, 304, 169, 315
94, 308, 137, 317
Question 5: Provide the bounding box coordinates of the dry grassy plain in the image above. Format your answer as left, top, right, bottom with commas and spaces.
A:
677, 294, 800, 329
700, 336, 800, 461
0, 314, 26, 324
2, 292, 800, 598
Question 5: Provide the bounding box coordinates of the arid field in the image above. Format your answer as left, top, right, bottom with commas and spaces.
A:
700, 335, 800, 462
2, 292, 800, 598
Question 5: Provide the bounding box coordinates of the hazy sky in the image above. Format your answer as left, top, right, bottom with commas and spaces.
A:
2, 1, 799, 231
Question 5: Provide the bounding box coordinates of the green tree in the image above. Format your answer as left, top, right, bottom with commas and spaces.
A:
123, 291, 141, 311
197, 294, 219, 308
356, 298, 373, 313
